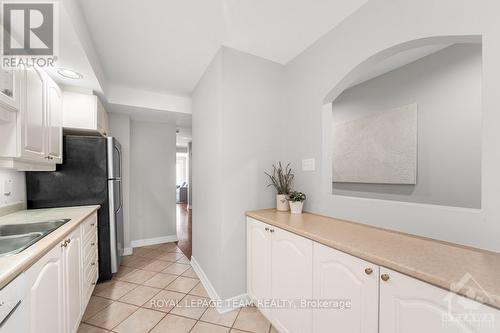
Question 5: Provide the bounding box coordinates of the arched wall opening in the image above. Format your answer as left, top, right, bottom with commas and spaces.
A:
319, 35, 488, 247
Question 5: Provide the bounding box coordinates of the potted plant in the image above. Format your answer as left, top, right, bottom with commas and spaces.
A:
288, 191, 306, 214
265, 162, 294, 211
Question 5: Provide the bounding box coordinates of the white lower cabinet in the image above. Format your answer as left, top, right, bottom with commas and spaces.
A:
247, 218, 272, 318
64, 228, 82, 333
380, 267, 500, 333
25, 243, 64, 333
271, 227, 312, 333
247, 217, 500, 333
23, 212, 98, 333
312, 242, 378, 333
247, 217, 312, 333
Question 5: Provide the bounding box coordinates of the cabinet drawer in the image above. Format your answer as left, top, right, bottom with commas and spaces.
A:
83, 226, 97, 245
81, 213, 97, 239
83, 266, 98, 307
84, 251, 98, 282
82, 231, 97, 262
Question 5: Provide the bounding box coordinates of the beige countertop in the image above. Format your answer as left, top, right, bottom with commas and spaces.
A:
0, 205, 100, 290
246, 209, 500, 310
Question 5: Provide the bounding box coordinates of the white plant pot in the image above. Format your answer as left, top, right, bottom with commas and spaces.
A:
289, 201, 304, 214
276, 194, 289, 211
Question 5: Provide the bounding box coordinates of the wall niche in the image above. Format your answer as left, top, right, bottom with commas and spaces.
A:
330, 41, 482, 209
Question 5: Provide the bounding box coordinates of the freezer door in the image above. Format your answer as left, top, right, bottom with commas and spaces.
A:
108, 179, 124, 273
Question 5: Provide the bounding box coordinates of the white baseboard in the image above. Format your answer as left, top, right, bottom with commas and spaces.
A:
190, 256, 250, 314
123, 247, 133, 256
130, 234, 178, 248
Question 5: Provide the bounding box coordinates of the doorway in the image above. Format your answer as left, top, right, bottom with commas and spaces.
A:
176, 150, 192, 258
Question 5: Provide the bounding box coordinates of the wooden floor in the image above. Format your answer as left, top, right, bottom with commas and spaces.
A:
176, 203, 192, 259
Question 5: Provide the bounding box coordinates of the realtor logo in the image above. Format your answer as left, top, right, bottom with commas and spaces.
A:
1, 1, 58, 68
2, 2, 53, 55
442, 273, 495, 329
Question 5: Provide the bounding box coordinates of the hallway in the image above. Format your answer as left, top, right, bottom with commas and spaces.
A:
176, 203, 192, 259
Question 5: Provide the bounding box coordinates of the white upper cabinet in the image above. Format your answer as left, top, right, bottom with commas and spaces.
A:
22, 67, 46, 160
62, 91, 108, 136
379, 267, 500, 333
0, 66, 63, 171
271, 226, 313, 333
0, 68, 21, 112
313, 242, 379, 333
46, 76, 63, 163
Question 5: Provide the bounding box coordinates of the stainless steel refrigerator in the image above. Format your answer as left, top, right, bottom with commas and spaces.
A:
26, 135, 124, 280
107, 137, 124, 272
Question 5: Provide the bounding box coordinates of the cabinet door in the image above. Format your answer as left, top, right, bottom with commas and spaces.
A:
271, 227, 313, 333
62, 92, 96, 130
0, 68, 21, 111
26, 244, 64, 333
22, 67, 46, 160
96, 98, 108, 136
312, 242, 378, 333
46, 76, 62, 162
380, 268, 500, 333
247, 218, 272, 318
64, 228, 82, 333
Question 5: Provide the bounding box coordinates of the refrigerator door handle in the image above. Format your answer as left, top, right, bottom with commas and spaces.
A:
116, 180, 123, 213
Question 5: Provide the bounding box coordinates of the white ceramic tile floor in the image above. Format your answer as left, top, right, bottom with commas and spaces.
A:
80, 243, 275, 333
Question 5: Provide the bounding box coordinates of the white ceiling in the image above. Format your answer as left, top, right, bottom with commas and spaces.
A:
77, 0, 368, 95
44, 2, 102, 93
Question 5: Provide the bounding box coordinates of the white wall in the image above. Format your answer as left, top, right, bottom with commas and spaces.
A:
332, 44, 482, 209
130, 120, 177, 243
192, 47, 286, 300
0, 169, 25, 207
283, 0, 500, 252
108, 112, 131, 250
192, 0, 500, 302
192, 50, 224, 298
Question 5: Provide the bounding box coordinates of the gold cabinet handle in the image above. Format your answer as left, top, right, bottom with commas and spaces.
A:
67, 238, 71, 244
61, 240, 68, 247
91, 242, 95, 246
91, 262, 96, 266
364, 268, 373, 275
265, 227, 269, 231
381, 274, 390, 282
270, 229, 275, 233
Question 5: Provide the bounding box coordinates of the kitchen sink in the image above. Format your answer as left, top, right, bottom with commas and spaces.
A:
0, 219, 71, 257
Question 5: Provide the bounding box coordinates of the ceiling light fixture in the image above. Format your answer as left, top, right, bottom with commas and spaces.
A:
57, 68, 83, 80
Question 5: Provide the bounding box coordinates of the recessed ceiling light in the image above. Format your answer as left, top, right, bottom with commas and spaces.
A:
57, 68, 83, 79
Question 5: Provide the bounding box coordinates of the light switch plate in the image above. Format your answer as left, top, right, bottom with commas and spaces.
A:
302, 158, 315, 171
